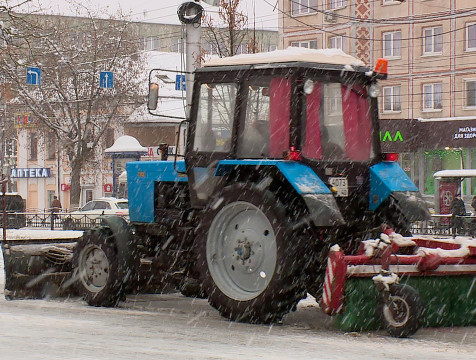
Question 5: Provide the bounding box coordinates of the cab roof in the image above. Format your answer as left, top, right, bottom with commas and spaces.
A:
202, 47, 366, 70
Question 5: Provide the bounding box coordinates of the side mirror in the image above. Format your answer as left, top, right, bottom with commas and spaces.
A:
148, 82, 159, 110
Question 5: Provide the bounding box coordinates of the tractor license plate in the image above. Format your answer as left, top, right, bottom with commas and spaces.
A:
329, 177, 348, 197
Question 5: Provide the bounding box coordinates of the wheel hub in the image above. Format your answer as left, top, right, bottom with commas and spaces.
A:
207, 201, 277, 301
79, 245, 110, 292
384, 295, 410, 327
233, 235, 264, 273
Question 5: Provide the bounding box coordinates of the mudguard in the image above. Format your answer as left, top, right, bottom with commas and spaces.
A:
98, 215, 134, 280
216, 160, 345, 226
369, 162, 430, 220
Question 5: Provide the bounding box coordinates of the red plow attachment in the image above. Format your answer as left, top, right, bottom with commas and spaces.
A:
321, 227, 476, 337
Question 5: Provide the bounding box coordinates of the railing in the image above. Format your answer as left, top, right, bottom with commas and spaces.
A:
8, 210, 476, 237
5, 212, 128, 230
410, 214, 476, 237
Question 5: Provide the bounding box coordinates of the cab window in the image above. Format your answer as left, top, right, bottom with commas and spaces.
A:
302, 82, 372, 161
237, 77, 291, 158
194, 83, 237, 152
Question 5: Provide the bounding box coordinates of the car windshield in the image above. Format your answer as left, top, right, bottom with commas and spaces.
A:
116, 202, 128, 209
80, 202, 95, 211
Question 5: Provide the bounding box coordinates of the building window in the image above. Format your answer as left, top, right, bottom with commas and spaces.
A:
173, 38, 183, 53
383, 31, 401, 58
203, 42, 223, 56
46, 132, 56, 160
423, 26, 443, 55
465, 80, 476, 107
290, 40, 318, 49
236, 43, 249, 55
466, 23, 476, 51
383, 86, 401, 112
5, 138, 17, 158
329, 36, 346, 52
327, 83, 342, 115
291, 0, 318, 16
29, 132, 38, 161
423, 83, 442, 111
141, 36, 159, 51
329, 0, 346, 10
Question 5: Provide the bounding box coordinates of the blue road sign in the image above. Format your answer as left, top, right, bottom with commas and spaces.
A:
26, 67, 41, 85
100, 71, 114, 89
175, 74, 186, 91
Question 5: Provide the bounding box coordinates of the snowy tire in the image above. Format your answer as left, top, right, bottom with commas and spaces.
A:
377, 284, 424, 338
74, 228, 126, 307
196, 184, 308, 324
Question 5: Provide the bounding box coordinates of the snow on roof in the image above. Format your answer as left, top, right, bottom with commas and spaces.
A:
203, 47, 366, 68
119, 170, 127, 181
105, 135, 148, 154
433, 169, 476, 178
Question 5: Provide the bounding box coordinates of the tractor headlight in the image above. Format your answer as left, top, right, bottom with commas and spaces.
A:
369, 82, 380, 98
303, 79, 314, 95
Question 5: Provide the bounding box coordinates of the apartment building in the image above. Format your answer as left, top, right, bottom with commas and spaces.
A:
279, 0, 476, 196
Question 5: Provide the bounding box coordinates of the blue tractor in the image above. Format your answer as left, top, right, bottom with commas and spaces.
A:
73, 48, 429, 323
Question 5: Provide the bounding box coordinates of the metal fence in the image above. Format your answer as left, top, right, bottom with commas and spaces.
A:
6, 211, 476, 237
14, 212, 127, 230
410, 214, 476, 237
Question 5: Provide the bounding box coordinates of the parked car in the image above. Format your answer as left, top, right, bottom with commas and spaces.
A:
0, 193, 26, 229
63, 198, 128, 230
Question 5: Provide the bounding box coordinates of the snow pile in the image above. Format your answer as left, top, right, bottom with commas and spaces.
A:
386, 232, 417, 247
416, 237, 476, 258
3, 229, 83, 241
372, 272, 399, 291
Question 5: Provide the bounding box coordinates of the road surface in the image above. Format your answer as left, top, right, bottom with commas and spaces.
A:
0, 251, 475, 359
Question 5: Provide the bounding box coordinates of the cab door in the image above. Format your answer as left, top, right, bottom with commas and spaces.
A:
185, 80, 239, 208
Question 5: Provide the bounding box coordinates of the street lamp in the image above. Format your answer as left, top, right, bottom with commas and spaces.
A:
177, 2, 204, 25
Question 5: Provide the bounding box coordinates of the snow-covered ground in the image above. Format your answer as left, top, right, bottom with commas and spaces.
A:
1, 244, 475, 360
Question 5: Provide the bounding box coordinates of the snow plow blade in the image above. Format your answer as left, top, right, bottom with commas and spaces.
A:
321, 229, 476, 334
1, 230, 83, 299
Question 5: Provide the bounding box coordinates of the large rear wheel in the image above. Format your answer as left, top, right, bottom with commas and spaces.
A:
196, 184, 308, 324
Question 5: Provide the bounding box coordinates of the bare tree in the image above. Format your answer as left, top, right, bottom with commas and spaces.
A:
201, 0, 249, 58
0, 5, 145, 206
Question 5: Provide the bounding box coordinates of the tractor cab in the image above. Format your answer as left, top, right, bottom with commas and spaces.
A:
183, 48, 427, 229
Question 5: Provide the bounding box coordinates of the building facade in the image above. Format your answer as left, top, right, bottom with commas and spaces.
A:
1, 13, 278, 211
279, 0, 476, 196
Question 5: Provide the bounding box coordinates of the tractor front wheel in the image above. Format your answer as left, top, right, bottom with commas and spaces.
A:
74, 228, 125, 307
